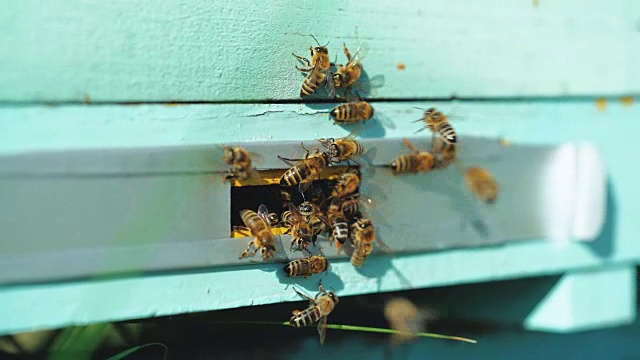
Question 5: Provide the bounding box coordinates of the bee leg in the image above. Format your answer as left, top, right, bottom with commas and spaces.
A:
295, 65, 314, 72
292, 52, 311, 67
299, 142, 311, 158
343, 43, 351, 62
294, 288, 315, 303
239, 240, 255, 259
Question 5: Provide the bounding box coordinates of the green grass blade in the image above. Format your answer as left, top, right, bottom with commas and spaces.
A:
105, 343, 168, 360
211, 320, 477, 344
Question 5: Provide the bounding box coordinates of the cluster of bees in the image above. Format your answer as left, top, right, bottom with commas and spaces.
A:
222, 36, 500, 344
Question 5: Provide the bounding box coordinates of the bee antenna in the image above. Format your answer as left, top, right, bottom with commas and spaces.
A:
412, 107, 426, 110
310, 34, 321, 47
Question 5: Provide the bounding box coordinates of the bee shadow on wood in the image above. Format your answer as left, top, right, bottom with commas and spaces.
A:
274, 259, 346, 292
353, 253, 413, 292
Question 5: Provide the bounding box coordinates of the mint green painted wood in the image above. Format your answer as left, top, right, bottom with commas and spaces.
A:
1, 0, 639, 102
0, 100, 637, 335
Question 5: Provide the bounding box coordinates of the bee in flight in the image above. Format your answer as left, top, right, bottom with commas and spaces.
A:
390, 139, 434, 174
464, 166, 499, 204
413, 107, 458, 145
289, 281, 339, 345
332, 43, 364, 97
236, 204, 276, 260
283, 255, 329, 278
281, 202, 316, 254
293, 35, 335, 98
431, 136, 457, 170
329, 101, 374, 125
222, 146, 262, 182
279, 143, 331, 193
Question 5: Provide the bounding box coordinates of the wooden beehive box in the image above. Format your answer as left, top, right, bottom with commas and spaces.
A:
0, 0, 639, 337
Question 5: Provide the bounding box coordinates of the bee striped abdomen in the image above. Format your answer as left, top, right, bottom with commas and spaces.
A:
284, 259, 311, 277
300, 73, 320, 97
331, 219, 349, 244
280, 163, 312, 187
391, 155, 411, 173
437, 123, 457, 143
290, 307, 321, 328
341, 199, 360, 219
241, 210, 264, 231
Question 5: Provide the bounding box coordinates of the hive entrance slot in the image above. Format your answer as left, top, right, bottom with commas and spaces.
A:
229, 166, 358, 237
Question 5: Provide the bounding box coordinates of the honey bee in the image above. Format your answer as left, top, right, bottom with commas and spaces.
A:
340, 194, 361, 220
326, 197, 350, 247
293, 35, 334, 98
350, 217, 376, 267
329, 101, 374, 124
413, 107, 458, 145
236, 204, 276, 260
318, 129, 364, 165
464, 166, 499, 204
384, 297, 426, 345
329, 171, 360, 199
222, 146, 261, 182
279, 144, 331, 193
332, 43, 364, 94
290, 281, 339, 345
298, 201, 330, 241
431, 136, 457, 170
283, 255, 329, 278
281, 202, 315, 254
390, 139, 434, 174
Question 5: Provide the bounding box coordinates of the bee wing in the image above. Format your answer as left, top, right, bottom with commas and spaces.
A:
352, 44, 368, 63
257, 204, 272, 227
298, 180, 313, 195
323, 70, 336, 98
317, 315, 328, 345
287, 202, 305, 222
373, 111, 397, 129
246, 151, 265, 166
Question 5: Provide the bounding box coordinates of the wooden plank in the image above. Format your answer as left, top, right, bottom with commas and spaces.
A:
0, 100, 637, 334
1, 0, 639, 102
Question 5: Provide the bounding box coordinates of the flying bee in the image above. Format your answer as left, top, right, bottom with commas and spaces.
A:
350, 217, 376, 267
290, 281, 339, 345
464, 166, 499, 204
282, 202, 315, 254
279, 143, 331, 193
222, 146, 262, 182
332, 43, 364, 95
283, 255, 329, 278
413, 107, 459, 145
236, 204, 276, 261
431, 136, 457, 170
293, 35, 335, 98
329, 101, 374, 125
390, 139, 434, 174
299, 201, 330, 241
329, 171, 360, 199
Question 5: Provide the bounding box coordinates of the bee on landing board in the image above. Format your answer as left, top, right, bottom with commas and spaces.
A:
329, 171, 360, 199
298, 200, 330, 241
289, 281, 339, 345
235, 204, 276, 261
390, 139, 434, 174
326, 197, 350, 247
350, 217, 377, 267
293, 35, 335, 98
283, 255, 329, 278
464, 166, 499, 204
318, 127, 365, 166
222, 146, 262, 182
281, 202, 316, 254
413, 107, 459, 145
329, 101, 374, 124
278, 143, 331, 193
